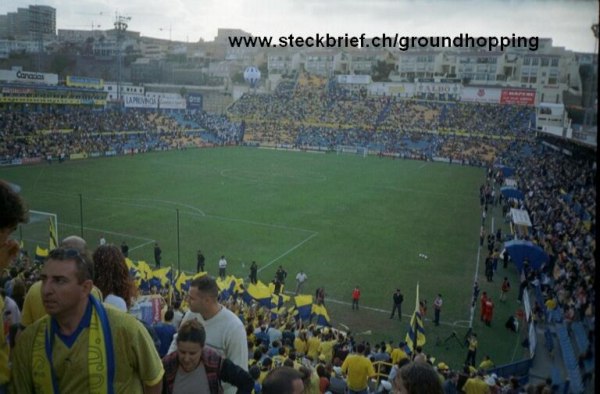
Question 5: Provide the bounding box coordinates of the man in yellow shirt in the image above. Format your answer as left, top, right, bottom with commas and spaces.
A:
478, 355, 495, 371
11, 247, 164, 393
293, 330, 308, 355
465, 332, 478, 367
462, 371, 490, 394
21, 235, 103, 326
306, 329, 321, 362
318, 332, 336, 364
341, 343, 376, 394
0, 180, 28, 392
390, 341, 409, 365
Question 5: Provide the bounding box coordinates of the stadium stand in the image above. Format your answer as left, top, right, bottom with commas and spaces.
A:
1, 71, 595, 393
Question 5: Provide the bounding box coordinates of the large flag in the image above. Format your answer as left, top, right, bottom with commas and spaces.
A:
49, 217, 58, 251
242, 281, 272, 307
35, 245, 49, 260
151, 267, 172, 287
174, 271, 194, 294
294, 295, 313, 321
405, 283, 426, 352
270, 294, 286, 320
311, 303, 331, 326
217, 275, 238, 301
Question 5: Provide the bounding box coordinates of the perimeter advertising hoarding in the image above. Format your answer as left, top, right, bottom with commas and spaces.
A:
336, 74, 371, 84
415, 82, 461, 95
123, 94, 158, 109
66, 75, 104, 89
187, 93, 203, 110
461, 86, 502, 103
368, 83, 414, 98
0, 97, 104, 105
0, 69, 58, 85
143, 92, 187, 110
500, 88, 536, 106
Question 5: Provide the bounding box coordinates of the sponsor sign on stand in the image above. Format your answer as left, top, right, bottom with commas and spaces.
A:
500, 88, 536, 106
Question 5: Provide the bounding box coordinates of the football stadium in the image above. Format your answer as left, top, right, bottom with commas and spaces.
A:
0, 4, 597, 394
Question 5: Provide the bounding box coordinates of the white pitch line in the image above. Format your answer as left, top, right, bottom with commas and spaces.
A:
288, 291, 464, 328
385, 186, 474, 199
37, 190, 315, 234
510, 326, 523, 362
258, 232, 319, 272
36, 191, 202, 217
204, 214, 317, 234
105, 197, 206, 216
129, 240, 156, 252
82, 210, 125, 227
220, 168, 328, 183
60, 223, 154, 241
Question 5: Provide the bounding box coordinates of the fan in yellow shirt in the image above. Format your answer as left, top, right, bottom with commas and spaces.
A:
391, 342, 409, 365
341, 343, 376, 392
294, 330, 308, 355
306, 329, 321, 361
10, 247, 164, 394
21, 280, 104, 326
0, 180, 28, 389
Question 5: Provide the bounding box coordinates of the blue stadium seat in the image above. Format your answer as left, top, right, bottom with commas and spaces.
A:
555, 323, 584, 393
570, 321, 589, 353
544, 328, 554, 354
550, 365, 564, 391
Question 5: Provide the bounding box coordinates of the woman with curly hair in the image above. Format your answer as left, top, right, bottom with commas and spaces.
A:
92, 244, 136, 311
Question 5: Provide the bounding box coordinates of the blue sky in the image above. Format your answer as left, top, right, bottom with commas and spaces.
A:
2, 0, 598, 52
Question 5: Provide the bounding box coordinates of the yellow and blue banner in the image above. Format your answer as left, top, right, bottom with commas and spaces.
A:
48, 217, 58, 251
243, 281, 272, 307
311, 303, 331, 326
35, 245, 48, 260
294, 294, 313, 321
405, 282, 426, 352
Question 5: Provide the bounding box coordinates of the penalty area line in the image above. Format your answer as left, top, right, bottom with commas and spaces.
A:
129, 240, 156, 252
60, 222, 154, 242
258, 232, 319, 273
289, 292, 466, 328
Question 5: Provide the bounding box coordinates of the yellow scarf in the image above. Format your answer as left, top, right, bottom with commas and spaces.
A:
32, 296, 115, 394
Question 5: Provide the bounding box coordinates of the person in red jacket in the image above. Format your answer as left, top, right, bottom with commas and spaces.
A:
352, 286, 361, 310
483, 298, 494, 326
480, 291, 488, 321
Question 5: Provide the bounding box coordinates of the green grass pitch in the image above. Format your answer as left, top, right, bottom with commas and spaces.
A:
1, 147, 527, 369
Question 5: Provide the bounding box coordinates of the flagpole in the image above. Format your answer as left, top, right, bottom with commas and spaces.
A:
413, 282, 419, 354
176, 208, 181, 275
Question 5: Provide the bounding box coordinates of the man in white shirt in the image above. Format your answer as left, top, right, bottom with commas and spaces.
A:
168, 276, 247, 394
170, 299, 184, 330
218, 255, 227, 278
295, 270, 308, 295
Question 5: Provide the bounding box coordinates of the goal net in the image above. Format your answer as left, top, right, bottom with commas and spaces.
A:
18, 210, 58, 258
335, 145, 368, 157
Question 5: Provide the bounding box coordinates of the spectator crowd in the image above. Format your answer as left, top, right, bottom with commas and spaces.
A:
0, 72, 594, 394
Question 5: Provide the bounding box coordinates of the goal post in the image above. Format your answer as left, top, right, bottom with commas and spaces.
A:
335, 145, 368, 157
18, 210, 59, 256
